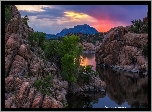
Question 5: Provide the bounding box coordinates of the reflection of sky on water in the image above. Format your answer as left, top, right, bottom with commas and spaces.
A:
80, 54, 131, 108
80, 54, 96, 71
74, 53, 148, 108
92, 94, 131, 108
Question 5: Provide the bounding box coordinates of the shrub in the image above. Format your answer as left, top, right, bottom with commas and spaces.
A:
61, 100, 68, 108
142, 45, 148, 58
42, 40, 62, 61
78, 65, 98, 84
33, 74, 53, 95
130, 19, 148, 34
23, 15, 29, 27
28, 31, 46, 47
5, 5, 12, 24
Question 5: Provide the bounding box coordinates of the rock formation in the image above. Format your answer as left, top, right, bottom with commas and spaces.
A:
5, 5, 106, 108
96, 23, 148, 74
71, 75, 106, 93
82, 42, 96, 53
5, 5, 68, 108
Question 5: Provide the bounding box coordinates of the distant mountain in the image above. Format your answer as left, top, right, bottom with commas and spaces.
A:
56, 24, 98, 37
46, 24, 98, 38
46, 34, 58, 39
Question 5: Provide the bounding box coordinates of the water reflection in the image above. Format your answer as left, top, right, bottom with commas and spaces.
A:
80, 53, 96, 71
66, 92, 106, 108
66, 54, 148, 108
96, 65, 148, 108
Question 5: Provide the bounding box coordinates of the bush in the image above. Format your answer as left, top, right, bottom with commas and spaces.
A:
130, 19, 148, 34
5, 5, 12, 24
43, 40, 62, 61
78, 65, 98, 84
142, 45, 148, 58
61, 100, 68, 108
33, 74, 53, 95
28, 31, 46, 47
23, 15, 29, 27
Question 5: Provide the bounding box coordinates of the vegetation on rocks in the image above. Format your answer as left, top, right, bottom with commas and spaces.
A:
130, 19, 148, 34
43, 40, 62, 64
23, 15, 29, 27
28, 31, 97, 89
61, 100, 68, 108
78, 65, 98, 84
5, 5, 12, 24
142, 44, 148, 58
5, 5, 148, 108
73, 32, 104, 44
33, 74, 53, 95
61, 35, 83, 84
28, 31, 46, 47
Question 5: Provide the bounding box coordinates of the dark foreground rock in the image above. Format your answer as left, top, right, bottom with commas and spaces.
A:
68, 75, 106, 94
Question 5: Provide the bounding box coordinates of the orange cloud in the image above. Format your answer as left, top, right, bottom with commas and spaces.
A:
92, 18, 127, 32
92, 19, 113, 32
64, 11, 96, 22
95, 24, 112, 32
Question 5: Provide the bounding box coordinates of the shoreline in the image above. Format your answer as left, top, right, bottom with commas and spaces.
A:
97, 64, 148, 76
81, 52, 148, 76
83, 51, 96, 54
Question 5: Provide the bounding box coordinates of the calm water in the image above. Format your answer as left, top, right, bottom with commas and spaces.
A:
66, 53, 148, 108
80, 53, 96, 71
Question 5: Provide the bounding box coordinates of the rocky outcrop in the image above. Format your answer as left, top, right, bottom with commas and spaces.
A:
96, 25, 148, 74
82, 42, 96, 53
69, 75, 106, 93
5, 5, 68, 108
4, 5, 107, 108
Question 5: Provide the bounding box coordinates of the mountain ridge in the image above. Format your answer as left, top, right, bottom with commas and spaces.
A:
46, 24, 98, 38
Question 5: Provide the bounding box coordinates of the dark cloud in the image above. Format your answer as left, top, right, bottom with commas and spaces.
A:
36, 15, 60, 20
55, 5, 148, 24
19, 5, 148, 24
19, 6, 66, 19
19, 5, 148, 34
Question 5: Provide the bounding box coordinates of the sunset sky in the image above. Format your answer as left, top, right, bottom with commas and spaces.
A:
16, 5, 148, 34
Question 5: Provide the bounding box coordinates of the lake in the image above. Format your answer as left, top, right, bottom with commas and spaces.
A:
66, 53, 148, 108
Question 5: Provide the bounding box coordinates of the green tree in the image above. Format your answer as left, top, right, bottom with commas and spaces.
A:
60, 35, 83, 88
28, 31, 46, 47
42, 40, 62, 70
61, 54, 77, 82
